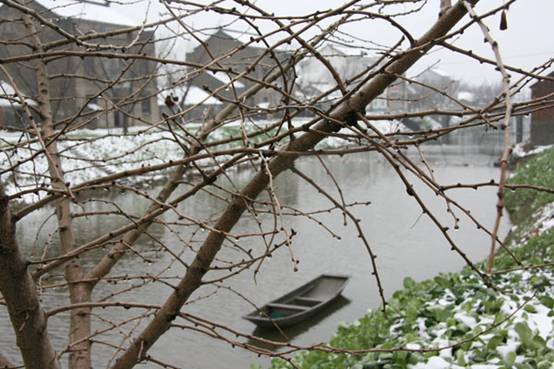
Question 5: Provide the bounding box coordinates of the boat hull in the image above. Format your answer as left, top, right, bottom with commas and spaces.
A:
243, 274, 350, 328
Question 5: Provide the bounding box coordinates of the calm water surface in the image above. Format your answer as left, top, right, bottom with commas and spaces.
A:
2, 145, 509, 368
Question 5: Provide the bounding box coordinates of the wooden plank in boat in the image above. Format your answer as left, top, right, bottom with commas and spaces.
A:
266, 303, 310, 311
294, 297, 323, 304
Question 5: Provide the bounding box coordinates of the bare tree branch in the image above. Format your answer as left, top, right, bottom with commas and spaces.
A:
109, 2, 480, 367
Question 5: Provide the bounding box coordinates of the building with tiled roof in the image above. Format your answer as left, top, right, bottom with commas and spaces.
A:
183, 28, 293, 119
0, 0, 159, 129
530, 70, 554, 145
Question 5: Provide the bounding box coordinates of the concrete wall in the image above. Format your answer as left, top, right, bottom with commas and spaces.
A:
185, 30, 292, 119
0, 1, 160, 130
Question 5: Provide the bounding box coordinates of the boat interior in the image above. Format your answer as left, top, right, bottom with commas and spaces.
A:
253, 276, 347, 319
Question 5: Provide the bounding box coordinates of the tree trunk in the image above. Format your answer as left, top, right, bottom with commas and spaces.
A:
110, 2, 478, 368
85, 24, 334, 285
22, 15, 92, 369
0, 353, 13, 369
0, 185, 60, 369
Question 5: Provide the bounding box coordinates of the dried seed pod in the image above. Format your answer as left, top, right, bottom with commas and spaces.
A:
500, 10, 508, 30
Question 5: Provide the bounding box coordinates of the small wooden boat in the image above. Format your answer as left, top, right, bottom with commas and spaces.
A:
243, 274, 350, 328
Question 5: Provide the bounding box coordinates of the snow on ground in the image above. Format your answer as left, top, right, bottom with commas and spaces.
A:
0, 119, 408, 202
404, 268, 554, 369
536, 202, 554, 235
1, 127, 205, 203
339, 246, 554, 369
512, 143, 553, 159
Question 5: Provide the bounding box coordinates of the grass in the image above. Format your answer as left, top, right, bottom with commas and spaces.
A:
505, 146, 554, 225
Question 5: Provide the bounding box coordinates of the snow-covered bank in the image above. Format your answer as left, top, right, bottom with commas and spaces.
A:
267, 149, 554, 369
512, 143, 553, 159
1, 128, 187, 203
0, 119, 407, 203
269, 250, 554, 369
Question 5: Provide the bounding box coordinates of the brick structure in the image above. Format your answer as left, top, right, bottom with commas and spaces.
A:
530, 71, 554, 145
184, 29, 292, 118
0, 0, 159, 129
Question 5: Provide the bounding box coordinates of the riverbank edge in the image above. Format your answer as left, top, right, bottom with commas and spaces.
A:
267, 147, 554, 369
1, 121, 405, 205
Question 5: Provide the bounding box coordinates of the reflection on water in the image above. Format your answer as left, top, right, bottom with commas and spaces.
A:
2, 146, 509, 368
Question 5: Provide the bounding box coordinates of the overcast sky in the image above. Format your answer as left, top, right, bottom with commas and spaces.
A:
131, 0, 554, 85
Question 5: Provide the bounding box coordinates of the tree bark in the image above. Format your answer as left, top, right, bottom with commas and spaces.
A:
110, 2, 478, 368
22, 15, 91, 369
0, 353, 12, 369
0, 185, 60, 369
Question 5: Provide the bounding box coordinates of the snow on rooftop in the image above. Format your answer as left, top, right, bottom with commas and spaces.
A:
318, 43, 371, 57
0, 98, 14, 107
457, 91, 475, 102
189, 28, 251, 45
159, 85, 222, 106
187, 28, 291, 53
296, 42, 379, 91
0, 80, 36, 106
211, 72, 245, 89
0, 81, 16, 96
182, 86, 222, 105
318, 44, 346, 57
34, 0, 143, 27
86, 102, 102, 111
432, 68, 450, 78
411, 68, 452, 82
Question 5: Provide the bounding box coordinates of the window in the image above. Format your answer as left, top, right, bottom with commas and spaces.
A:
141, 99, 151, 115
114, 111, 121, 127
83, 58, 95, 75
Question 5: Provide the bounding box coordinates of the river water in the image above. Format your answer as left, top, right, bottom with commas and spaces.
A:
2, 145, 509, 368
